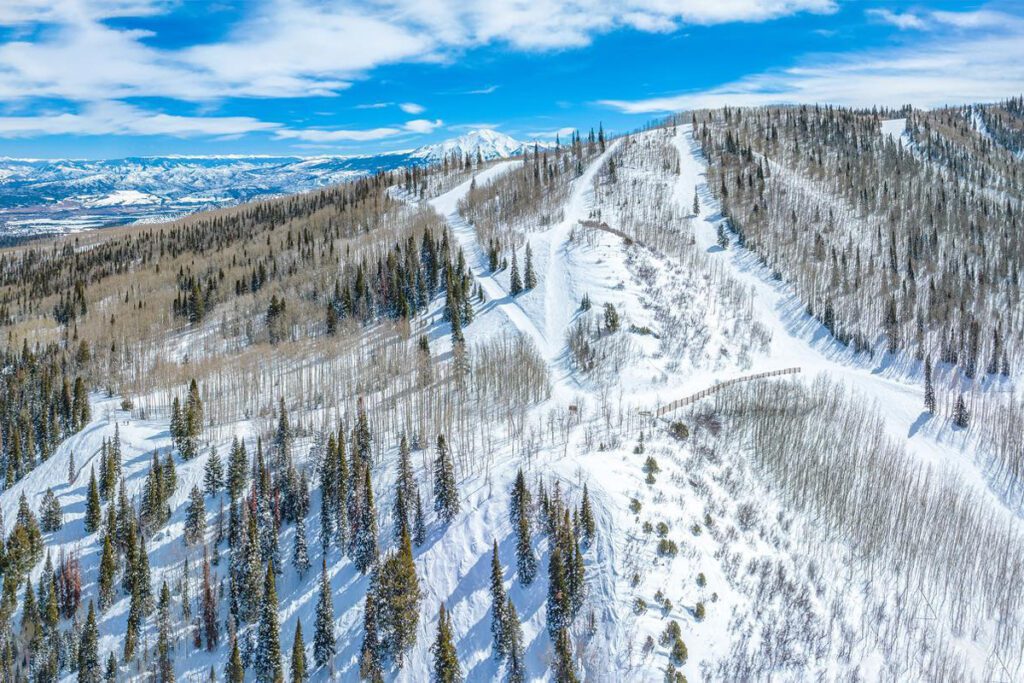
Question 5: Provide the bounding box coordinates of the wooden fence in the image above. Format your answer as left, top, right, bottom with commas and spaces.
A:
653, 367, 801, 418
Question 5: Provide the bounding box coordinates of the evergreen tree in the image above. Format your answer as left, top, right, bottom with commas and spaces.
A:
254, 563, 284, 683
202, 550, 218, 650
290, 621, 307, 683
85, 467, 102, 533
515, 502, 536, 585
204, 446, 224, 495
433, 434, 459, 524
98, 534, 116, 611
353, 398, 372, 467
924, 355, 936, 413
579, 484, 596, 547
524, 243, 537, 290
953, 393, 971, 429
227, 437, 248, 501
489, 540, 508, 660
313, 558, 335, 672
293, 514, 310, 578
78, 601, 100, 683
413, 486, 427, 547
509, 250, 523, 295
373, 521, 422, 664
547, 548, 569, 636
553, 627, 578, 683
504, 597, 526, 683
40, 487, 63, 532
226, 634, 245, 683
509, 468, 531, 524
157, 581, 175, 683
353, 466, 379, 574
431, 603, 461, 683
184, 485, 207, 546
359, 588, 383, 683
104, 652, 119, 682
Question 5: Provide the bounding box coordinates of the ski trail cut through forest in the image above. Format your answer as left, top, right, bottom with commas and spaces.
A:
670, 123, 999, 500
431, 143, 622, 392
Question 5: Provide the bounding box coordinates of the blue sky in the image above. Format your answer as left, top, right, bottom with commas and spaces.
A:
0, 0, 1021, 158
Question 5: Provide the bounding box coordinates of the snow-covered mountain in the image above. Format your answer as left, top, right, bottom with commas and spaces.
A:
0, 130, 535, 240
410, 128, 536, 163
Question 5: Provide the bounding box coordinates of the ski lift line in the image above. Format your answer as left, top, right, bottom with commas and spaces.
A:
651, 367, 801, 418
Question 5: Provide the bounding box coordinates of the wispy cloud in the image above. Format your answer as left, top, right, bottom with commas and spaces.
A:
0, 101, 278, 138
599, 10, 1024, 112
866, 8, 926, 31
274, 118, 442, 143
399, 102, 425, 114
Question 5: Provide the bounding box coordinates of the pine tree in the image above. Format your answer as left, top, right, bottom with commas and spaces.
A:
353, 466, 379, 574
924, 355, 936, 413
524, 243, 537, 289
579, 484, 595, 547
692, 191, 700, 215
374, 521, 422, 664
313, 558, 336, 671
290, 621, 307, 683
255, 563, 284, 683
547, 548, 569, 636
413, 486, 427, 547
104, 652, 119, 682
227, 437, 248, 501
293, 514, 310, 578
953, 393, 971, 429
433, 434, 459, 524
78, 601, 101, 683
205, 446, 224, 495
553, 627, 578, 683
98, 534, 116, 610
431, 603, 461, 683
202, 550, 218, 650
185, 485, 207, 546
40, 487, 63, 532
359, 588, 383, 683
85, 467, 102, 533
510, 250, 523, 295
515, 502, 536, 585
157, 581, 175, 683
489, 540, 508, 660
354, 398, 372, 467
226, 634, 245, 683
504, 597, 526, 683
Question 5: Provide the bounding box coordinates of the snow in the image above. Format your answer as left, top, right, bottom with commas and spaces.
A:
413, 129, 535, 163
1, 122, 1016, 681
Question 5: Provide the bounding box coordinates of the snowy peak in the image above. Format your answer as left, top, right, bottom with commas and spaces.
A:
411, 129, 531, 162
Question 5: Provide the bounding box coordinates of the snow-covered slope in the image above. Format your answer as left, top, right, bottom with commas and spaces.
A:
2, 121, 1017, 682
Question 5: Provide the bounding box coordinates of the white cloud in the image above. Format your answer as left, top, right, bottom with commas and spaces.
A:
930, 9, 1011, 29
0, 0, 839, 104
274, 118, 442, 142
403, 118, 441, 133
0, 101, 279, 138
399, 102, 425, 114
599, 19, 1024, 112
526, 126, 576, 139
866, 8, 926, 30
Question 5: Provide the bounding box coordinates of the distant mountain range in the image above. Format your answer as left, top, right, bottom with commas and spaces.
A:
0, 129, 537, 241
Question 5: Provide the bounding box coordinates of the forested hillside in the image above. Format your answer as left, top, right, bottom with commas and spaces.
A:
0, 105, 1019, 683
